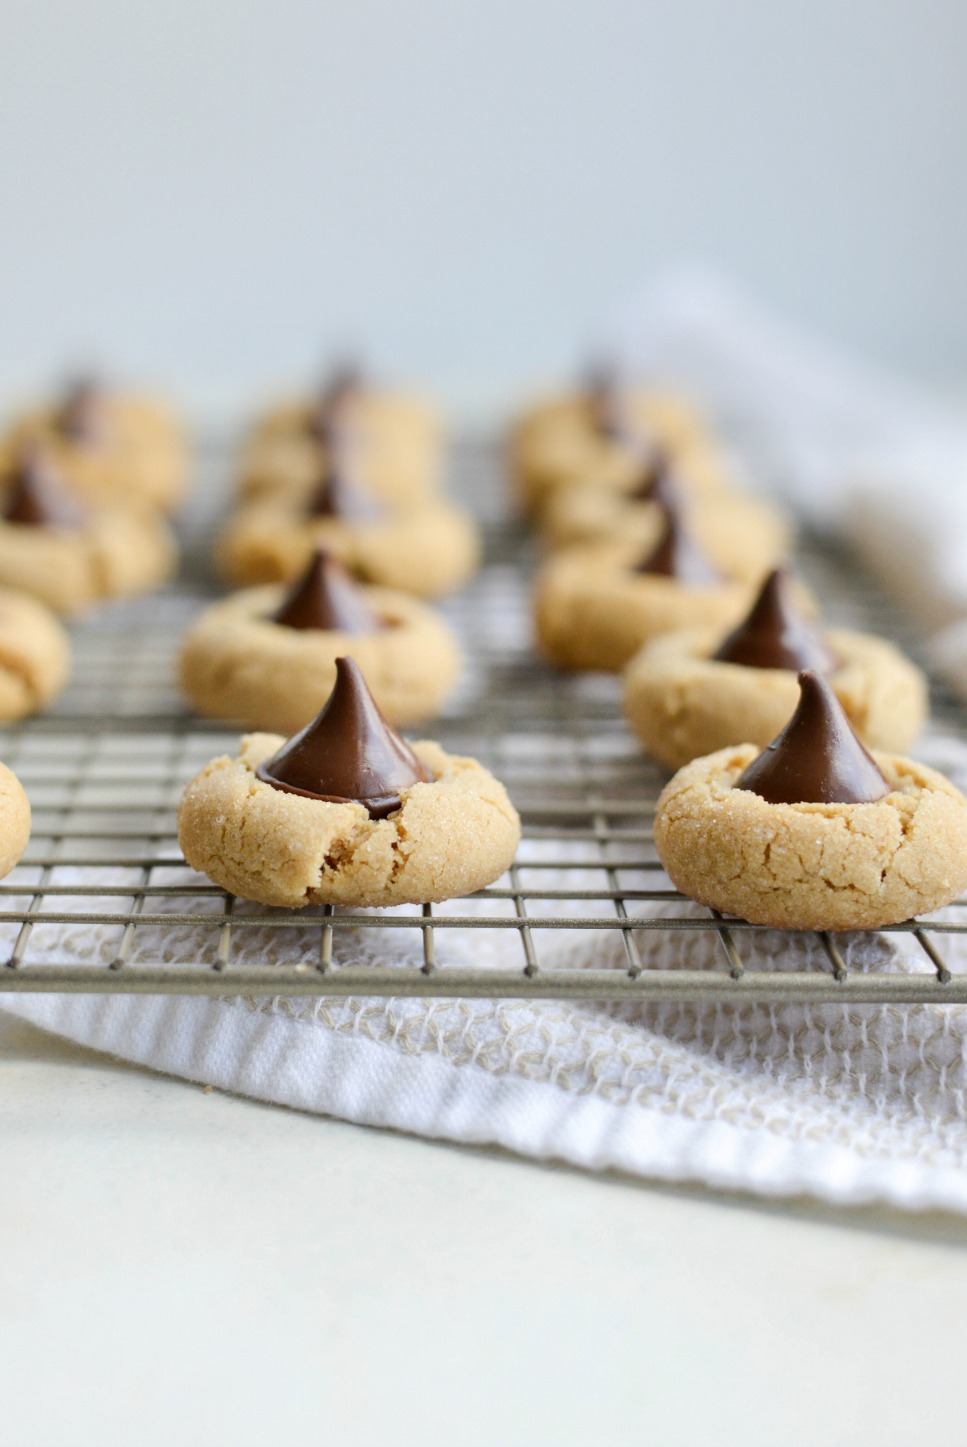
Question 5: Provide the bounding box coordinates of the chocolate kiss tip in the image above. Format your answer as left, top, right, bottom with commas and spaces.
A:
633, 505, 721, 586
628, 450, 676, 506
256, 656, 431, 818
271, 549, 382, 634
586, 368, 632, 443
3, 447, 86, 529
735, 669, 890, 807
309, 363, 362, 439
713, 568, 837, 673
59, 377, 107, 446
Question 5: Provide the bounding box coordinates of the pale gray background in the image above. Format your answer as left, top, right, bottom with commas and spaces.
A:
1, 0, 964, 417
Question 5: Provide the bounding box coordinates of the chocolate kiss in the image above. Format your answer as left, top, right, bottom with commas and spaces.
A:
713, 569, 837, 672
735, 670, 890, 806
256, 656, 431, 818
308, 363, 361, 439
586, 366, 633, 444
3, 448, 86, 529
271, 550, 382, 634
628, 450, 678, 507
632, 505, 721, 585
307, 462, 383, 524
59, 378, 109, 446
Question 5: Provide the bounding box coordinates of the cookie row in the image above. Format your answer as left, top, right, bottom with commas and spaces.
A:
0, 368, 515, 909
217, 367, 479, 600
0, 367, 478, 727
517, 371, 967, 930
174, 373, 510, 907
0, 649, 522, 910
0, 377, 191, 720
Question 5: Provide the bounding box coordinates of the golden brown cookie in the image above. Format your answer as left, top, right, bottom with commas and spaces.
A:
0, 762, 31, 878
0, 449, 175, 616
534, 518, 750, 672
178, 658, 520, 908
217, 490, 479, 599
624, 625, 927, 770
237, 427, 443, 509
180, 559, 460, 732
654, 672, 967, 930
510, 385, 726, 516
0, 589, 71, 719
5, 380, 188, 514
240, 375, 443, 508
540, 483, 791, 580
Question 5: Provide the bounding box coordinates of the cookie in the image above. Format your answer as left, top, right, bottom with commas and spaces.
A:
624, 570, 928, 768
240, 370, 443, 509
0, 448, 176, 616
0, 588, 71, 719
510, 383, 726, 516
178, 657, 520, 908
6, 378, 188, 514
217, 465, 479, 598
541, 478, 790, 581
0, 762, 31, 879
237, 426, 443, 510
534, 509, 750, 671
540, 456, 789, 550
180, 550, 461, 732
654, 670, 967, 931
253, 370, 443, 450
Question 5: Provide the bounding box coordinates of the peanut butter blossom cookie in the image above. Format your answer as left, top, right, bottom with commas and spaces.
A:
179, 549, 460, 733
624, 568, 927, 769
217, 459, 479, 599
0, 762, 31, 879
239, 364, 444, 509
0, 448, 175, 616
4, 376, 188, 514
534, 503, 749, 671
654, 670, 967, 931
0, 588, 71, 719
178, 657, 520, 909
539, 453, 791, 579
510, 372, 724, 517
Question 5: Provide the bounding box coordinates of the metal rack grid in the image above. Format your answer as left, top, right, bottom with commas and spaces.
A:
1, 438, 967, 1004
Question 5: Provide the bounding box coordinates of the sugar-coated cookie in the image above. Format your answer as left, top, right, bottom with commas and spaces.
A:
624, 570, 927, 768
0, 449, 175, 616
0, 589, 71, 719
534, 509, 750, 672
654, 671, 967, 931
180, 551, 460, 732
0, 762, 31, 878
5, 378, 188, 514
217, 465, 479, 599
178, 658, 520, 909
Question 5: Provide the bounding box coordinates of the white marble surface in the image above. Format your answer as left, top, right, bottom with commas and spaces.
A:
3, 1013, 967, 1446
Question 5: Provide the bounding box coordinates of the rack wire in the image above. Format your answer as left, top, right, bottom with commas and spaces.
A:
1, 437, 966, 1004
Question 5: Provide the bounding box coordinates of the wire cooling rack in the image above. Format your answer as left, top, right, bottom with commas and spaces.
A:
1, 437, 966, 1004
